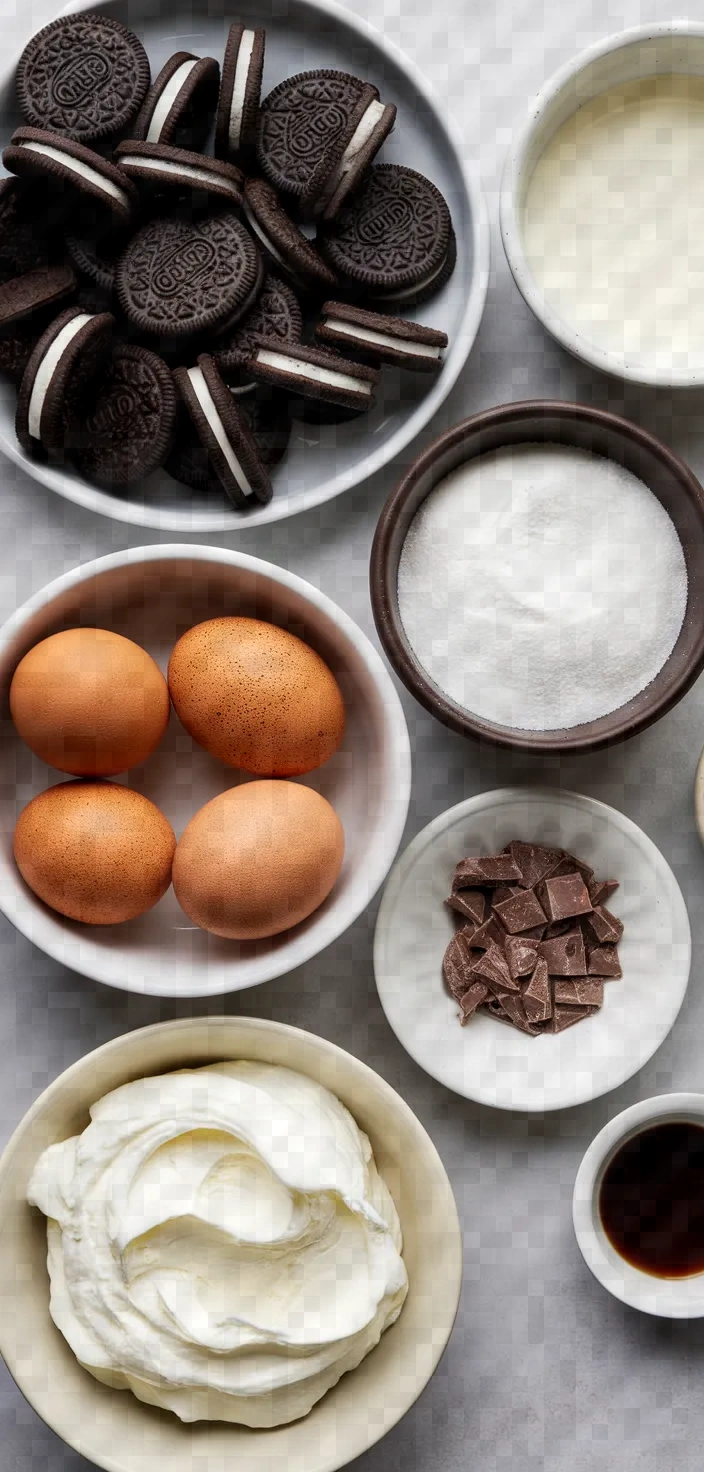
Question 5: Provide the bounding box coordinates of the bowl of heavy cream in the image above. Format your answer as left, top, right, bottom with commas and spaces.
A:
0, 1017, 461, 1472
501, 23, 704, 385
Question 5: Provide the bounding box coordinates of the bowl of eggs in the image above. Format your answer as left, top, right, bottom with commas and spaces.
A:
0, 544, 410, 996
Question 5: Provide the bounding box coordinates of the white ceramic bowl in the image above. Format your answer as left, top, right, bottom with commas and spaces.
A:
501, 22, 704, 387
574, 1093, 704, 1317
374, 787, 691, 1112
0, 0, 488, 532
0, 1014, 463, 1472
0, 544, 410, 996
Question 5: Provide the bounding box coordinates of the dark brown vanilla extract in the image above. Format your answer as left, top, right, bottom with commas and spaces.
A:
599, 1121, 704, 1278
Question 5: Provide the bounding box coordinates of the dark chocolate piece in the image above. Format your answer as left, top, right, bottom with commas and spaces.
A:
537, 872, 592, 922
582, 905, 624, 945
587, 945, 622, 978
522, 957, 552, 1023
471, 940, 518, 993
453, 854, 522, 887
539, 929, 587, 976
505, 935, 540, 979
494, 887, 547, 934
445, 888, 485, 926
466, 914, 505, 951
459, 980, 490, 1023
588, 878, 620, 907
548, 1004, 597, 1033
553, 978, 604, 1007
506, 840, 563, 890
544, 918, 573, 939
442, 929, 475, 1001
491, 990, 539, 1035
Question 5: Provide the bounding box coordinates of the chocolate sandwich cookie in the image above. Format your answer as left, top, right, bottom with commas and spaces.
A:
16, 14, 150, 145
0, 263, 76, 329
3, 128, 137, 225
257, 70, 393, 216
245, 336, 378, 409
73, 343, 177, 488
318, 164, 455, 305
65, 230, 129, 298
116, 212, 263, 341
316, 301, 448, 370
131, 52, 220, 150
0, 317, 46, 385
243, 179, 338, 294
167, 383, 290, 489
215, 273, 303, 379
172, 354, 272, 507
215, 24, 265, 163
114, 141, 244, 207
16, 306, 114, 457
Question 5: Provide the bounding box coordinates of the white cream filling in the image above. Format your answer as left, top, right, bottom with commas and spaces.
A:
228, 30, 256, 151
146, 58, 200, 142
27, 313, 92, 440
187, 366, 254, 497
325, 316, 442, 358
256, 348, 372, 394
19, 142, 128, 207
242, 200, 288, 270
376, 252, 448, 302
320, 100, 387, 208
119, 156, 240, 196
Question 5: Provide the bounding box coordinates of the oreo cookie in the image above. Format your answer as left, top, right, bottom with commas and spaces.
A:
215, 273, 303, 380
116, 212, 263, 341
114, 141, 244, 207
257, 70, 393, 216
16, 14, 150, 145
16, 306, 114, 457
318, 164, 455, 305
0, 263, 76, 329
215, 25, 265, 164
172, 353, 273, 507
3, 128, 137, 225
131, 52, 220, 150
73, 343, 177, 488
0, 317, 46, 385
167, 384, 290, 490
65, 230, 129, 298
316, 300, 448, 370
243, 178, 338, 294
245, 336, 378, 410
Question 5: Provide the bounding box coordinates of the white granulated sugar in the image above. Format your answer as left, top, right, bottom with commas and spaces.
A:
397, 443, 688, 731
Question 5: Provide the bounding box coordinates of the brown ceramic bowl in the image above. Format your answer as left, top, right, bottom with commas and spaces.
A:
370, 400, 704, 753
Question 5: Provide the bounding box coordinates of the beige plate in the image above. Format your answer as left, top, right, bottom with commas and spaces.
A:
0, 1016, 462, 1472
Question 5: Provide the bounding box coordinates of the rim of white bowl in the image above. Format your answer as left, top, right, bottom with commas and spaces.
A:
573, 1092, 704, 1317
0, 0, 489, 533
0, 544, 411, 995
500, 21, 704, 388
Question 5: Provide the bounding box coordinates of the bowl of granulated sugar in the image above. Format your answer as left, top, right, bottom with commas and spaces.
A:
370, 400, 704, 752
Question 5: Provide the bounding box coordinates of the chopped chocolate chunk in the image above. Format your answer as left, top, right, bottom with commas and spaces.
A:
493, 883, 522, 905
467, 914, 505, 951
522, 956, 552, 1023
549, 852, 595, 886
582, 905, 624, 945
548, 1004, 597, 1033
539, 929, 587, 976
588, 878, 619, 907
587, 945, 622, 978
442, 930, 475, 1000
471, 939, 518, 993
553, 978, 604, 1007
453, 854, 522, 887
506, 840, 563, 889
490, 990, 539, 1035
537, 872, 592, 922
459, 980, 490, 1022
445, 888, 486, 925
494, 887, 547, 935
505, 935, 540, 979
544, 918, 573, 939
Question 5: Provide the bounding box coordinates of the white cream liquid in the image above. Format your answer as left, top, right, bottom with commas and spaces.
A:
522, 74, 704, 376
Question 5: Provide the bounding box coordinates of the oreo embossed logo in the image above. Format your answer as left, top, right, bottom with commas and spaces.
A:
357, 197, 414, 246
51, 51, 112, 108
152, 239, 218, 299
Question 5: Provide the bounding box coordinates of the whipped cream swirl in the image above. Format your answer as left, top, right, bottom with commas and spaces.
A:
28, 1061, 408, 1426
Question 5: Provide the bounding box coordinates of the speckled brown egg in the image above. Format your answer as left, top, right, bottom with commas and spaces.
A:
172, 780, 345, 939
167, 617, 345, 776
10, 628, 170, 776
13, 781, 176, 924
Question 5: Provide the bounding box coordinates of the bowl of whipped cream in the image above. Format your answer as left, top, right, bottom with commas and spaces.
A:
501, 22, 704, 387
0, 1015, 462, 1472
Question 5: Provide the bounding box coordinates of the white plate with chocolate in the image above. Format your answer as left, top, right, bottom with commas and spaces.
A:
374, 787, 691, 1112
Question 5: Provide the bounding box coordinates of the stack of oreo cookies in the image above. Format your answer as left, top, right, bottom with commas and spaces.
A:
0, 12, 454, 509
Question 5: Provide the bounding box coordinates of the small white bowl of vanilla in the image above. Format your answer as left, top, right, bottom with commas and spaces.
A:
501, 23, 704, 386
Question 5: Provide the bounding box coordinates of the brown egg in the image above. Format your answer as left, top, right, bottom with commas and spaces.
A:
172, 781, 344, 939
10, 628, 170, 776
14, 781, 176, 925
168, 617, 345, 776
